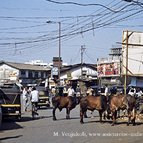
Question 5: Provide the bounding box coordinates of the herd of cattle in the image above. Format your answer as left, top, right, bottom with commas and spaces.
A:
52, 92, 143, 126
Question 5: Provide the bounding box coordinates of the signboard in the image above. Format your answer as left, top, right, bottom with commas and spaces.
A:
122, 31, 143, 76
51, 67, 58, 80
51, 67, 58, 76
97, 62, 120, 77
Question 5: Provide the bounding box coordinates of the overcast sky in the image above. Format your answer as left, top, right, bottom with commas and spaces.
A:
0, 0, 143, 64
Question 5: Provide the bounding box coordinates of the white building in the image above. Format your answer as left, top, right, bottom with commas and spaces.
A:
0, 61, 51, 85
122, 30, 143, 87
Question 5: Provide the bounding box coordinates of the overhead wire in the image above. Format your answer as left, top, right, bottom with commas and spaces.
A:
0, 0, 134, 41
0, 0, 143, 60
46, 0, 133, 13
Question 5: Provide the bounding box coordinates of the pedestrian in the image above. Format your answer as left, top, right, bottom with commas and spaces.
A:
128, 87, 136, 96
67, 85, 75, 97
76, 84, 81, 97
30, 87, 39, 116
22, 86, 29, 112
136, 88, 143, 97
105, 86, 109, 96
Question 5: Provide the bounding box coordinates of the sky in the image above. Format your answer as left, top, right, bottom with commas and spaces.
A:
0, 0, 143, 65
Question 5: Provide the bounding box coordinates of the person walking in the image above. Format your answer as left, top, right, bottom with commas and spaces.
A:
22, 86, 29, 112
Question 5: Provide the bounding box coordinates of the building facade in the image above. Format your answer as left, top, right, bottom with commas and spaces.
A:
0, 61, 51, 85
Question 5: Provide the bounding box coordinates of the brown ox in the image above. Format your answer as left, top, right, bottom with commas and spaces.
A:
80, 95, 108, 124
52, 96, 81, 120
108, 94, 136, 126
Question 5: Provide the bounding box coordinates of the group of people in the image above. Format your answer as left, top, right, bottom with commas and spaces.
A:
22, 86, 39, 115
57, 84, 94, 97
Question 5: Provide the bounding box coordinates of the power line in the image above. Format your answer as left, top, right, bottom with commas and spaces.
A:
0, 1, 142, 52
46, 0, 133, 13
0, 24, 47, 31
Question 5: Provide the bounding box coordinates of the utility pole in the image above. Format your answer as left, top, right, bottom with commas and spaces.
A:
124, 30, 129, 94
58, 22, 61, 83
46, 21, 61, 85
81, 45, 86, 79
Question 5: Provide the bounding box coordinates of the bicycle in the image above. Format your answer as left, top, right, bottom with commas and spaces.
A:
31, 102, 38, 119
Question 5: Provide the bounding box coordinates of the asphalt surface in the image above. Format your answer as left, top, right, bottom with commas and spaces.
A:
0, 105, 143, 143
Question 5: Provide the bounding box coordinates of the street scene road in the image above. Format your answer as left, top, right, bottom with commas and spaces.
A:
0, 1, 143, 143
1, 105, 143, 143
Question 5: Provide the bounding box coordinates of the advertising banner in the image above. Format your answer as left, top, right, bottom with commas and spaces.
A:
97, 62, 119, 77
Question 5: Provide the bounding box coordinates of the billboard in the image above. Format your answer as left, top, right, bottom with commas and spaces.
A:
122, 31, 143, 76
97, 62, 120, 77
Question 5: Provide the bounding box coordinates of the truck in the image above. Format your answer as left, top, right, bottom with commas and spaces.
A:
0, 82, 22, 120
36, 84, 50, 108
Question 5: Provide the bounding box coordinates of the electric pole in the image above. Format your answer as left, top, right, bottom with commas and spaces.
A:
81, 45, 86, 79
124, 30, 129, 94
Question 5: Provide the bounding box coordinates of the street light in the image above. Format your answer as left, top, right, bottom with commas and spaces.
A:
46, 21, 61, 84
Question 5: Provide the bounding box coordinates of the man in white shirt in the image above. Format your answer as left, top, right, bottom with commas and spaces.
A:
30, 87, 39, 115
105, 86, 109, 96
128, 88, 136, 96
67, 86, 75, 97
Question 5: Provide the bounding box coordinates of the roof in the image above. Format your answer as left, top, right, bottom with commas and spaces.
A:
61, 63, 97, 73
0, 61, 51, 71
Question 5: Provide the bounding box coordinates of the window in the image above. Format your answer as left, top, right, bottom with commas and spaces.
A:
28, 71, 32, 78
35, 71, 38, 78
20, 70, 26, 77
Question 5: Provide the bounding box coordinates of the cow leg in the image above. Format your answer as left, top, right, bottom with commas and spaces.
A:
117, 110, 120, 118
53, 107, 57, 120
99, 110, 103, 123
127, 109, 131, 126
84, 111, 88, 118
66, 108, 70, 119
131, 117, 136, 126
103, 111, 107, 120
80, 109, 85, 124
111, 111, 117, 126
80, 111, 86, 124
131, 108, 136, 126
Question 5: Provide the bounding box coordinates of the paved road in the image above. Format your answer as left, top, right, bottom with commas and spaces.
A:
0, 105, 143, 143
